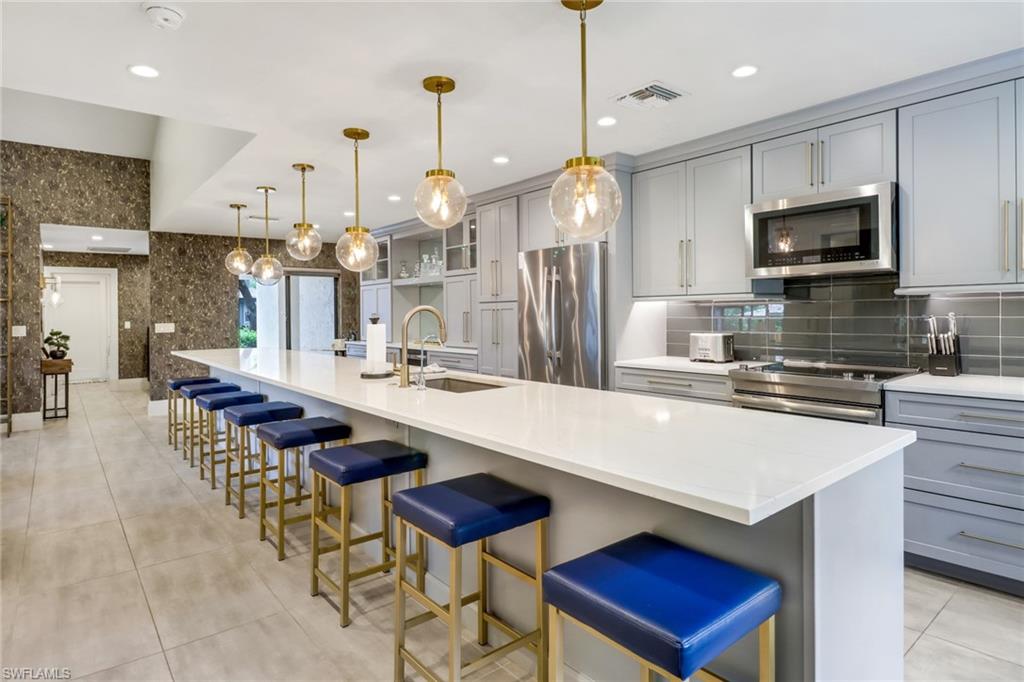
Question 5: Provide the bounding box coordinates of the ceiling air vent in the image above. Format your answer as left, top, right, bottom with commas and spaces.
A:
87, 246, 134, 254
614, 81, 688, 110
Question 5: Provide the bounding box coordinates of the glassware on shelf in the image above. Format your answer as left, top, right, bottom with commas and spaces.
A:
413, 261, 421, 278
399, 260, 410, 279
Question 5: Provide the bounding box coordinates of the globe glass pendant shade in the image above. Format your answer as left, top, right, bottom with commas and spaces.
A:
335, 229, 379, 273
414, 174, 467, 230
285, 224, 322, 261
225, 247, 253, 276
250, 255, 284, 286
549, 163, 622, 239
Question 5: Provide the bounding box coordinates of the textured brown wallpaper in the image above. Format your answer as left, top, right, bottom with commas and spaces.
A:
42, 251, 150, 379
148, 232, 359, 400
0, 141, 150, 413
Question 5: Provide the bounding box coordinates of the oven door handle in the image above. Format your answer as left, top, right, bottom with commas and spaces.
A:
732, 394, 880, 422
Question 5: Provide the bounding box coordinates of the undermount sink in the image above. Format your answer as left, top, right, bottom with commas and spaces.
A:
424, 377, 505, 393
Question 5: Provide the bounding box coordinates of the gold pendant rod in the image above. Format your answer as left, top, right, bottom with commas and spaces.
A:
580, 7, 588, 158
436, 87, 443, 170
300, 168, 307, 226
263, 189, 270, 256
236, 205, 242, 248
354, 140, 360, 227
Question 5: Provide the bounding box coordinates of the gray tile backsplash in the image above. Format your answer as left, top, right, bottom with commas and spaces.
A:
666, 274, 1024, 377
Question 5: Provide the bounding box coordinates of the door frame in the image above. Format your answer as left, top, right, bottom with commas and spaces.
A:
42, 266, 119, 383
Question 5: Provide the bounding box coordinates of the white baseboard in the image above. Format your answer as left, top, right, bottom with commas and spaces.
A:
113, 377, 149, 392
148, 399, 168, 417
12, 412, 43, 432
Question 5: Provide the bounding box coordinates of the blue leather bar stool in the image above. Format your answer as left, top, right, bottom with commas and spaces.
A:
309, 440, 428, 627
392, 473, 551, 682
544, 532, 781, 682
255, 417, 352, 560
178, 381, 239, 467
194, 390, 264, 489
166, 376, 212, 450
222, 401, 304, 518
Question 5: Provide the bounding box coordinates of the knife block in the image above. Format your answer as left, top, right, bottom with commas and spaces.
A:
927, 338, 961, 377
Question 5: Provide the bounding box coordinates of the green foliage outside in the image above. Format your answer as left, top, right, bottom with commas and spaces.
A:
239, 326, 257, 348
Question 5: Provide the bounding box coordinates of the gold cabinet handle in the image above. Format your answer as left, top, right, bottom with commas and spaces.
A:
1019, 198, 1023, 271
678, 240, 686, 288
687, 238, 693, 287
959, 411, 1024, 423
819, 140, 825, 185
647, 379, 693, 388
1004, 199, 1011, 272
957, 462, 1024, 478
958, 531, 1024, 552
808, 142, 814, 187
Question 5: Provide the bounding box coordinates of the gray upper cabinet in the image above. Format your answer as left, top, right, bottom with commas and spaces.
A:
632, 164, 686, 297
359, 283, 391, 342
752, 111, 896, 202
686, 147, 752, 296
752, 129, 818, 202
632, 148, 752, 298
478, 197, 518, 302
519, 188, 560, 253
1017, 79, 1024, 282
819, 111, 897, 189
899, 82, 1018, 288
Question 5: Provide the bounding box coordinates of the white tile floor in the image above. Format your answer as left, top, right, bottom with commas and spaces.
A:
1, 382, 1021, 681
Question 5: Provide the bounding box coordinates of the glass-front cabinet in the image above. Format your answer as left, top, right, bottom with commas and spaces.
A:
444, 214, 477, 275
360, 235, 391, 284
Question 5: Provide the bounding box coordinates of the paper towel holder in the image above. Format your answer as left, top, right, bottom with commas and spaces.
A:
361, 315, 395, 380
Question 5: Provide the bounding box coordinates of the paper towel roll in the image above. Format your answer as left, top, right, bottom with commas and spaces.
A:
366, 323, 387, 374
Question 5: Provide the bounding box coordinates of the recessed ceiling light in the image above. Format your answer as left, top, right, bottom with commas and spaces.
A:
343, 211, 355, 217
492, 155, 510, 165
731, 65, 758, 79
597, 116, 617, 127
128, 64, 160, 79
387, 195, 401, 202
91, 235, 104, 241
42, 244, 53, 250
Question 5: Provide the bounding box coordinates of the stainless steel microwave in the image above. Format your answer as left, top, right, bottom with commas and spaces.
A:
744, 182, 896, 278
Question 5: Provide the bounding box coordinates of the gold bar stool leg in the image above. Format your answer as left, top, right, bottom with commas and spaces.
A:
759, 616, 776, 682
310, 471, 321, 597
449, 544, 463, 682
477, 537, 488, 646
393, 518, 407, 682
167, 387, 173, 445
548, 606, 563, 682
380, 476, 390, 571
198, 406, 208, 478
259, 441, 268, 541
340, 483, 352, 626
276, 447, 287, 560
224, 422, 234, 504
187, 399, 196, 465
535, 518, 549, 682
414, 469, 426, 592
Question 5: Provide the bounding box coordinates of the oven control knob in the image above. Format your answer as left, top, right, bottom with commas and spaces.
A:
843, 371, 855, 380
864, 373, 876, 382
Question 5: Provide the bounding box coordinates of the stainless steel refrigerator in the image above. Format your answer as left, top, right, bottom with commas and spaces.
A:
518, 242, 606, 389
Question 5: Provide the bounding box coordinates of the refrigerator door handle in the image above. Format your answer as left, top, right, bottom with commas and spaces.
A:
541, 265, 551, 361
548, 266, 562, 366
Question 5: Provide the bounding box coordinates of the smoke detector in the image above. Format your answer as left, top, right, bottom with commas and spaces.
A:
614, 81, 688, 110
141, 3, 186, 30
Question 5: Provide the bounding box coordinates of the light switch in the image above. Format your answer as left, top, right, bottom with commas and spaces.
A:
124, 321, 131, 330
12, 325, 26, 337
154, 322, 175, 334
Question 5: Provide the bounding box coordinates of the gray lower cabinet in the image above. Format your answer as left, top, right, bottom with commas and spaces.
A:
614, 367, 732, 405
443, 274, 477, 348
898, 81, 1019, 288
426, 350, 478, 373
886, 390, 1024, 588
478, 303, 516, 378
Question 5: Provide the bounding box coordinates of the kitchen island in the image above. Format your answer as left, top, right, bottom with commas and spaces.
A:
175, 348, 915, 681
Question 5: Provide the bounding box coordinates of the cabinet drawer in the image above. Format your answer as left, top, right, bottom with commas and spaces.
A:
905, 489, 1024, 583
345, 343, 367, 358
885, 391, 1024, 437
903, 425, 1023, 509
617, 387, 730, 407
615, 368, 731, 401
427, 352, 478, 372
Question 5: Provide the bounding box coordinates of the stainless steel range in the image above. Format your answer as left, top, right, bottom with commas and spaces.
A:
729, 360, 920, 425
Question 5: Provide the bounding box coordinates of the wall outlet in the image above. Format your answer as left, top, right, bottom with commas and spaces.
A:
154, 322, 175, 334
11, 325, 26, 337
124, 321, 131, 330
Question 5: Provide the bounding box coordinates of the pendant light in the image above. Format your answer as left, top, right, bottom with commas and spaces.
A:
250, 186, 284, 286
335, 128, 380, 273
285, 163, 323, 261
549, 0, 621, 240
224, 202, 253, 275
413, 76, 467, 230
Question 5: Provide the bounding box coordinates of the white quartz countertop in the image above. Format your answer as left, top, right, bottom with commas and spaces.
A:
346, 341, 478, 357
615, 356, 770, 376
176, 349, 915, 525
886, 373, 1024, 402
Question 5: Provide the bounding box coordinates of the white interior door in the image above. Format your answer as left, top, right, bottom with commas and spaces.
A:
43, 269, 114, 383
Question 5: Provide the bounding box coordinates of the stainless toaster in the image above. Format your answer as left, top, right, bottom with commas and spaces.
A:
689, 333, 734, 363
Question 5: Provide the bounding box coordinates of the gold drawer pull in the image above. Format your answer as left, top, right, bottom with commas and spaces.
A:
958, 531, 1024, 552
646, 379, 694, 388
957, 462, 1024, 478
958, 411, 1024, 424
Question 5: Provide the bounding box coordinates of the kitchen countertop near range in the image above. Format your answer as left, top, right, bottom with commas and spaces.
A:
614, 356, 770, 376
886, 373, 1024, 402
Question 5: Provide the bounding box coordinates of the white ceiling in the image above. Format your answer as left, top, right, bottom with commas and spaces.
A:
3, 1, 1022, 242
41, 224, 150, 255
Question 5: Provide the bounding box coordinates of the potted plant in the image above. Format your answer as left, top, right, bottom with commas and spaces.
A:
43, 329, 70, 360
